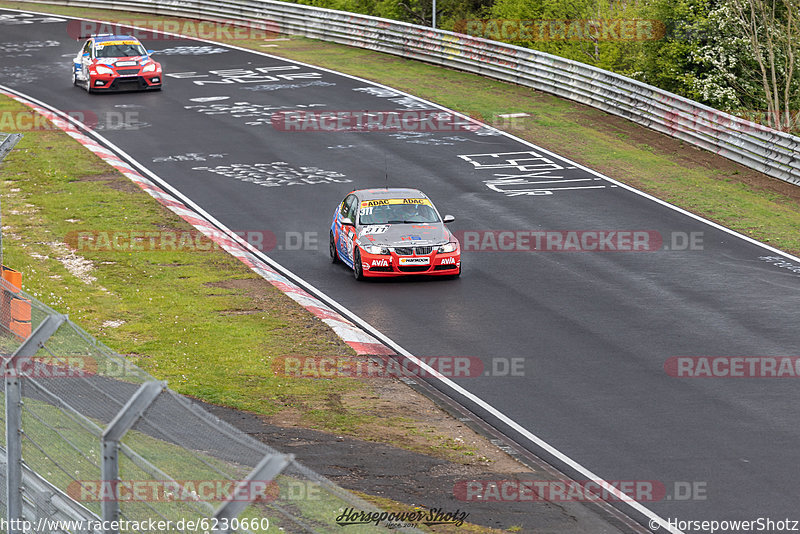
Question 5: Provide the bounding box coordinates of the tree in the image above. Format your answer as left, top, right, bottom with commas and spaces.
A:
727, 0, 800, 130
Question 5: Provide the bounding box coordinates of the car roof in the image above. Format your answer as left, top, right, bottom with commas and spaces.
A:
353, 188, 428, 201
93, 35, 141, 43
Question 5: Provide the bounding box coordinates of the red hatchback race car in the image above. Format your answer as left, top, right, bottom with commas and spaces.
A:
330, 188, 461, 280
73, 34, 162, 92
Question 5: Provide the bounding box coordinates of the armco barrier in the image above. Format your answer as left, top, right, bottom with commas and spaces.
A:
16, 0, 800, 186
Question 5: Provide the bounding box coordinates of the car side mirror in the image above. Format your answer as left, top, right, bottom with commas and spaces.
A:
147, 50, 154, 55
341, 217, 355, 226
443, 215, 455, 224
82, 52, 90, 58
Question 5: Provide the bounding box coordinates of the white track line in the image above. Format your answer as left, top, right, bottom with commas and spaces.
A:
11, 7, 800, 530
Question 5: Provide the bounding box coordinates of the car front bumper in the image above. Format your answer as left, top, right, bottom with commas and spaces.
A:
90, 74, 162, 91
359, 249, 460, 277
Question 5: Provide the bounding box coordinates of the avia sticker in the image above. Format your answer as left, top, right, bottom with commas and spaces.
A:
440, 257, 457, 265
371, 259, 389, 267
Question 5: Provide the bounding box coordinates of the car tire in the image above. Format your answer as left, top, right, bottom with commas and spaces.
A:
353, 248, 365, 281
329, 231, 339, 263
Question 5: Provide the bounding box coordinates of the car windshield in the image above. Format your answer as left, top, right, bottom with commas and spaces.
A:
95, 43, 146, 58
359, 202, 440, 224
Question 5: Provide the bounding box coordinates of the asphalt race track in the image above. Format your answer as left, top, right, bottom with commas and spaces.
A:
3, 9, 800, 531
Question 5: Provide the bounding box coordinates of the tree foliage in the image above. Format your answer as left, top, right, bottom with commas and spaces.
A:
285, 0, 800, 130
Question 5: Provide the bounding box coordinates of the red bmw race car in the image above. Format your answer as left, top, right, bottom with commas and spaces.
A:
73, 34, 162, 92
330, 188, 461, 280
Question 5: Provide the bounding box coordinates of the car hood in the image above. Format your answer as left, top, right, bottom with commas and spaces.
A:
93, 56, 147, 66
356, 223, 451, 247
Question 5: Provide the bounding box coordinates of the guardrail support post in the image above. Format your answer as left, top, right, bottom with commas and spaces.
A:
101, 380, 165, 534
4, 313, 66, 534
211, 453, 293, 534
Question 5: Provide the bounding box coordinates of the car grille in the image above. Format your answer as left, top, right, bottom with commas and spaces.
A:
393, 246, 433, 256
434, 264, 457, 271
116, 69, 140, 76
398, 265, 430, 272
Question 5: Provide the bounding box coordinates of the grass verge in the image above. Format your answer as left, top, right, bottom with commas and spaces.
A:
0, 93, 494, 468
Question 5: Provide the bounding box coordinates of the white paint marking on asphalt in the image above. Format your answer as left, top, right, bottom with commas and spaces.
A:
11, 8, 800, 530
0, 81, 676, 534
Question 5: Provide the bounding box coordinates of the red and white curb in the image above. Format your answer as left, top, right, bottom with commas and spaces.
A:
1, 89, 394, 356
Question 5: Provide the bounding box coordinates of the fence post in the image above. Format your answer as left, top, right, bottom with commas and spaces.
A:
212, 453, 293, 534
101, 380, 165, 534
4, 313, 66, 533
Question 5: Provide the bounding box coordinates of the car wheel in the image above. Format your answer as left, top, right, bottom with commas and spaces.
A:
329, 231, 339, 263
353, 248, 364, 281
72, 71, 78, 87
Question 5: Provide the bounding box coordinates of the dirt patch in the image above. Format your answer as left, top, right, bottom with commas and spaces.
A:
77, 172, 141, 194
206, 278, 350, 352
200, 400, 628, 533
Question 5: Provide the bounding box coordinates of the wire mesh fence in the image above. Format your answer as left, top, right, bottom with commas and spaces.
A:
0, 276, 422, 533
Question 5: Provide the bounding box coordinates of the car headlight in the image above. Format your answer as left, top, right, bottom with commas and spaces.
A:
94, 65, 114, 75
363, 245, 390, 255
437, 242, 458, 253
143, 63, 156, 73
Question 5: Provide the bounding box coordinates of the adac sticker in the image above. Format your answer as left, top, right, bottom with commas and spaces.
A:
360, 198, 431, 208
97, 40, 139, 47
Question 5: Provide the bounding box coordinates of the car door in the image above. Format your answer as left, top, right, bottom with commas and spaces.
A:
336, 194, 358, 265
79, 39, 93, 81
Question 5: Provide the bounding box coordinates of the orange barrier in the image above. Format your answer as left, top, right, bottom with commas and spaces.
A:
2, 266, 32, 341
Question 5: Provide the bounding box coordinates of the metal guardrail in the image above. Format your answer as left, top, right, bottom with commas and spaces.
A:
18, 0, 800, 187
0, 133, 22, 163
